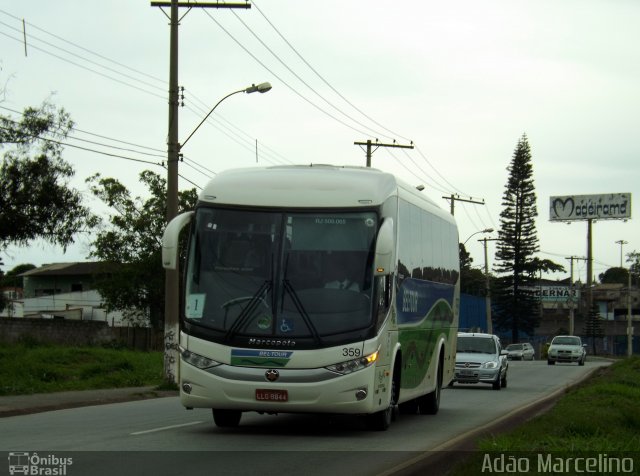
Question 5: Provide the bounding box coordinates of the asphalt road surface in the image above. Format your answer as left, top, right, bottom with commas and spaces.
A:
1, 360, 610, 476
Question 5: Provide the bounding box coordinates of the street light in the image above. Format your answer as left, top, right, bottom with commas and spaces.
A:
615, 239, 628, 268
180, 82, 272, 150
463, 228, 494, 245
163, 81, 271, 385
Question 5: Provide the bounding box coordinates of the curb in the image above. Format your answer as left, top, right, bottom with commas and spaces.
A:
0, 387, 178, 418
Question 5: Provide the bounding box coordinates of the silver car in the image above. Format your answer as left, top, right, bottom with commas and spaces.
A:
547, 335, 586, 366
505, 342, 535, 360
452, 332, 509, 390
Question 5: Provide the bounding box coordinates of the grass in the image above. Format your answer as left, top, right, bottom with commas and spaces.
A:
450, 357, 640, 475
0, 341, 165, 395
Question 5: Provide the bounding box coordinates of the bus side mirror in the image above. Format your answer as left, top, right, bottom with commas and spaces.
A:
374, 218, 394, 276
162, 211, 194, 270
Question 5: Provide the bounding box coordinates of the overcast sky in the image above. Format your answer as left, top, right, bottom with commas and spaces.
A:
1, 0, 638, 282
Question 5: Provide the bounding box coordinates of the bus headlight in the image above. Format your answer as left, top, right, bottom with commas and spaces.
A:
325, 350, 379, 375
180, 348, 221, 369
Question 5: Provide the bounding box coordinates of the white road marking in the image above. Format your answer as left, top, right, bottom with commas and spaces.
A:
130, 421, 204, 435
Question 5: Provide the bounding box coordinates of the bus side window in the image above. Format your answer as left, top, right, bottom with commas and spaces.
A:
375, 275, 391, 329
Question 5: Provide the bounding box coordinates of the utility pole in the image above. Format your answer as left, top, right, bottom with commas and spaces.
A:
586, 218, 594, 309
479, 237, 498, 334
151, 0, 251, 385
565, 256, 587, 336
442, 194, 485, 216
627, 268, 633, 357
353, 139, 413, 167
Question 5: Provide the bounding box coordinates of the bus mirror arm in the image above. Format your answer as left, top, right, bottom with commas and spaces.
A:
162, 211, 195, 270
374, 218, 395, 276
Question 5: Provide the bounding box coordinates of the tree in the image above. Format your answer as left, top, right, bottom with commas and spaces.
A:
0, 263, 36, 313
459, 243, 487, 296
1, 263, 36, 288
583, 303, 604, 355
523, 257, 565, 278
624, 251, 639, 286
599, 267, 630, 285
492, 134, 541, 342
87, 170, 197, 329
0, 103, 93, 255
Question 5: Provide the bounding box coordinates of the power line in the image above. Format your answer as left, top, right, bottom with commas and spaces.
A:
184, 91, 294, 165
2, 4, 472, 201
229, 6, 387, 141
0, 8, 165, 85
2, 102, 217, 189
0, 124, 162, 167
252, 0, 410, 143
0, 29, 166, 101
199, 8, 375, 137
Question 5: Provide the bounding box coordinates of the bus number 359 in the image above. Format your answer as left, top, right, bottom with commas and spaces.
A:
342, 347, 362, 357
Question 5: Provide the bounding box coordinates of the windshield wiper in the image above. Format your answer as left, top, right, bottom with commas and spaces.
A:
282, 279, 322, 346
224, 280, 272, 342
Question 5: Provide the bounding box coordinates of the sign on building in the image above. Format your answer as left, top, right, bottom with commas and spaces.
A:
534, 285, 580, 302
550, 193, 631, 222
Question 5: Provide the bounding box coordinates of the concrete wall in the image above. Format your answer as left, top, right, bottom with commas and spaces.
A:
0, 318, 162, 350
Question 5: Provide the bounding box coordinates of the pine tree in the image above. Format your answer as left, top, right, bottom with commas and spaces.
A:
493, 134, 541, 341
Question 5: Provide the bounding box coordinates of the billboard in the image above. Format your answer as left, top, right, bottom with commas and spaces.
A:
550, 193, 631, 222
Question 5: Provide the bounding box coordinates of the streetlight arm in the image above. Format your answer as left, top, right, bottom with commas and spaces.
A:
463, 228, 494, 245
180, 89, 243, 150
180, 82, 272, 150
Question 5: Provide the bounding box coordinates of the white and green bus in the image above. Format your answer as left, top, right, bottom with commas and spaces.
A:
162, 165, 459, 430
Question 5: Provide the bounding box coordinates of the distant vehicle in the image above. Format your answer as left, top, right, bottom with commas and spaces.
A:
505, 342, 535, 360
452, 332, 508, 390
547, 335, 586, 366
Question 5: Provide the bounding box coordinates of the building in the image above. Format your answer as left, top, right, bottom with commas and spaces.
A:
1, 262, 128, 326
526, 279, 638, 355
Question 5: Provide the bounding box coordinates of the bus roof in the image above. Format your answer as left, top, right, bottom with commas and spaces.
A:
199, 165, 448, 216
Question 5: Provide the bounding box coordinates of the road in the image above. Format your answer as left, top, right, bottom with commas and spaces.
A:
1, 360, 609, 476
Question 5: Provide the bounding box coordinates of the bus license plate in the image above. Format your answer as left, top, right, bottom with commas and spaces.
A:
256, 389, 288, 402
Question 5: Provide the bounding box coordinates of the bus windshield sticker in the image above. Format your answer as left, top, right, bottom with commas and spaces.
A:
257, 314, 272, 330
186, 294, 206, 319
280, 318, 293, 333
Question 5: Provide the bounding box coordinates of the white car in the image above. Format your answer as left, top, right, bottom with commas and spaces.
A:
452, 332, 509, 390
547, 335, 586, 366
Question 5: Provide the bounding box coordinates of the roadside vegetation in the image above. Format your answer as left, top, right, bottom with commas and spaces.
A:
451, 357, 640, 474
0, 341, 164, 395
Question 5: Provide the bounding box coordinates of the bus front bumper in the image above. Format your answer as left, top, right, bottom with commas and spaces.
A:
179, 361, 388, 415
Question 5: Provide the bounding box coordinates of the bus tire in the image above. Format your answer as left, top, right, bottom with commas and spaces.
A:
366, 368, 399, 431
212, 409, 242, 428
418, 353, 443, 415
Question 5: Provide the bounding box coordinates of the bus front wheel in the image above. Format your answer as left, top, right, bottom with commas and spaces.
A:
212, 409, 242, 428
366, 371, 399, 431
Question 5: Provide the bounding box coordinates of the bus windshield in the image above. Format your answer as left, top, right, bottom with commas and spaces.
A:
184, 208, 377, 341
